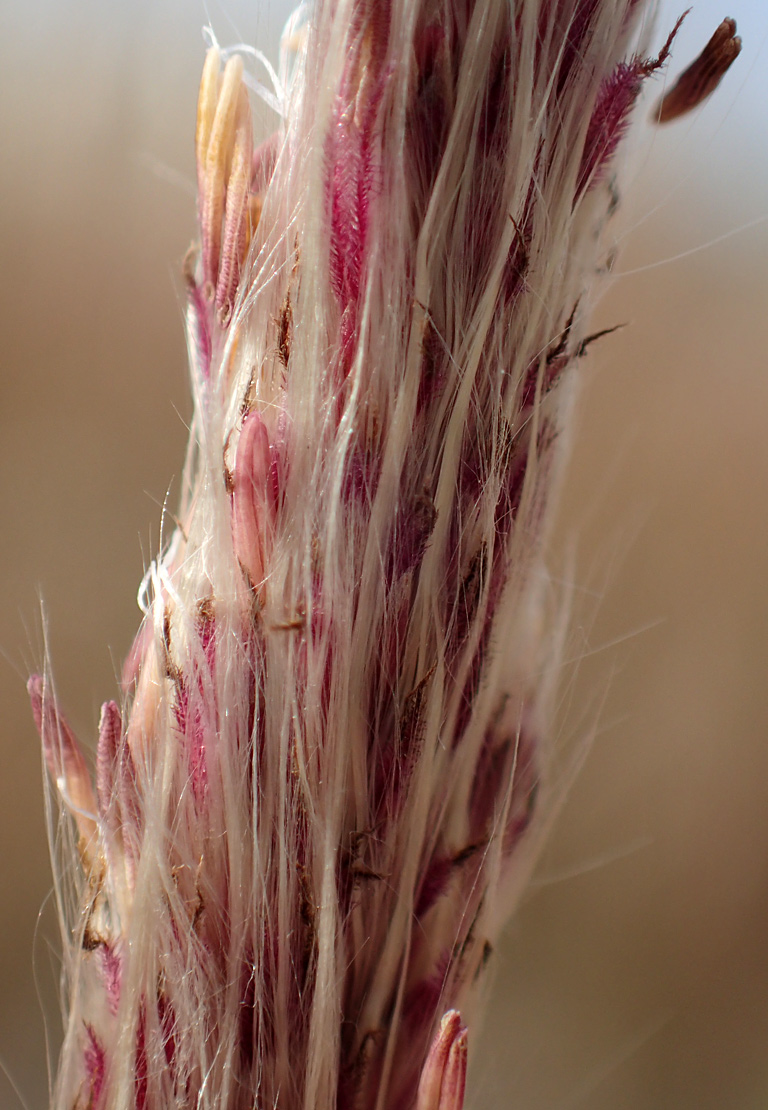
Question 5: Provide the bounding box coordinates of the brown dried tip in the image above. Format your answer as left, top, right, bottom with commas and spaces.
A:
655, 17, 741, 123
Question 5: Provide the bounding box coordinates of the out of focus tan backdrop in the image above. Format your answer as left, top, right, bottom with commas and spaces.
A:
1, 2, 767, 1107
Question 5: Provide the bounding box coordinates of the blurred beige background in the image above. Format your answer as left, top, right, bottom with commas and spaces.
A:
1, 2, 767, 1107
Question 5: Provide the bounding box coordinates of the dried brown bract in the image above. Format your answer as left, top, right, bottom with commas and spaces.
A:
655, 17, 742, 123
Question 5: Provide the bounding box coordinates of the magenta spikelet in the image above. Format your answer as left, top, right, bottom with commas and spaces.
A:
29, 2, 688, 1108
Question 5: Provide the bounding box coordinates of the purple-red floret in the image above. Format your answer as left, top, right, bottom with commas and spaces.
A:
579, 11, 687, 192
578, 59, 646, 192
99, 943, 123, 1016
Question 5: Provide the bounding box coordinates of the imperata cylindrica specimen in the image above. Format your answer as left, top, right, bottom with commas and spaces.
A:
28, 2, 738, 1108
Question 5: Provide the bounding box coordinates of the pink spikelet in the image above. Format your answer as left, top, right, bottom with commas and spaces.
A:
28, 3, 725, 1108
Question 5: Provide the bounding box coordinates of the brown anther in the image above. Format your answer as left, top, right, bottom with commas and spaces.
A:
197, 595, 215, 626
161, 606, 182, 683
182, 243, 200, 292
655, 17, 741, 123
277, 292, 292, 367
191, 890, 205, 931
269, 617, 305, 632
82, 914, 108, 952
82, 927, 103, 953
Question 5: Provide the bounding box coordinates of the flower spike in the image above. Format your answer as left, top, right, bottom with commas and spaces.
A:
29, 4, 734, 1109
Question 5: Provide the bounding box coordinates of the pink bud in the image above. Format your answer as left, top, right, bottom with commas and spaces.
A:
232, 411, 275, 591
28, 675, 99, 857
96, 699, 122, 819
438, 1027, 468, 1110
416, 1010, 466, 1110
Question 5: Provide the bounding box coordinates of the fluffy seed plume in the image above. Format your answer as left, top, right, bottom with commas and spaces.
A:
29, 2, 704, 1108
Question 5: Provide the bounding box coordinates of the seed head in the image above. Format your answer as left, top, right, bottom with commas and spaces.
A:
29, 3, 708, 1108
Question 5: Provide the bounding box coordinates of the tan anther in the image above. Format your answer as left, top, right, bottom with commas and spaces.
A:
196, 46, 221, 184
217, 83, 254, 326
200, 53, 245, 296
